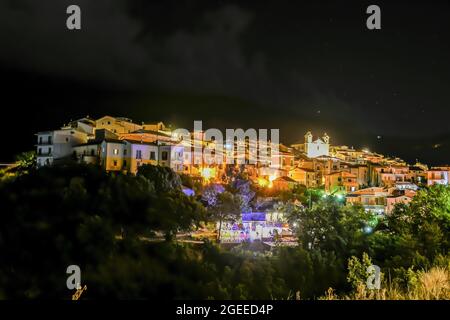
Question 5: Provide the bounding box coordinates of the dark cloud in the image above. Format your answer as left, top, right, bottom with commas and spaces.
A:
1, 0, 450, 164
0, 1, 313, 107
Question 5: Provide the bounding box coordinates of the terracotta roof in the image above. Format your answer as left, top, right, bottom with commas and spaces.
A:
123, 139, 158, 146
274, 176, 297, 183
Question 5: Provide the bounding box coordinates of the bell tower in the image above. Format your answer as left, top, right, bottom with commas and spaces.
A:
304, 131, 330, 158
323, 133, 330, 144
305, 131, 313, 143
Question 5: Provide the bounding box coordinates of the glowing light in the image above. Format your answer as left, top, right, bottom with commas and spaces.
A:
363, 226, 373, 234
257, 177, 269, 188
201, 167, 216, 180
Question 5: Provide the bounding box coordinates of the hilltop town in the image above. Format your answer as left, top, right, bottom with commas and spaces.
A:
36, 116, 449, 220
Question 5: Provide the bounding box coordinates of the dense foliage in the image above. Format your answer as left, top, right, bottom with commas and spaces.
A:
0, 164, 448, 299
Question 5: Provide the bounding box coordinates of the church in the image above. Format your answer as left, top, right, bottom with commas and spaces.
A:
292, 131, 330, 158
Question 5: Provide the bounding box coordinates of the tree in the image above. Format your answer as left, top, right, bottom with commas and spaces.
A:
387, 185, 450, 262
149, 191, 207, 241
137, 164, 182, 193
228, 179, 255, 212
15, 150, 36, 172
294, 198, 373, 258
206, 191, 242, 241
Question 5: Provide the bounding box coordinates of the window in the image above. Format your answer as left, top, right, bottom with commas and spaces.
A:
123, 149, 127, 156
150, 151, 156, 160
90, 149, 95, 156
113, 160, 117, 167
39, 137, 42, 144
113, 148, 119, 155
48, 148, 52, 155
107, 121, 111, 125
123, 160, 127, 167
136, 150, 142, 159
38, 148, 42, 155
162, 151, 168, 161
48, 136, 52, 144
65, 137, 69, 142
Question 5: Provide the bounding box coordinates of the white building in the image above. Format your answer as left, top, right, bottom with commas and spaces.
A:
158, 143, 185, 173
36, 129, 88, 167
292, 132, 330, 158
304, 132, 330, 158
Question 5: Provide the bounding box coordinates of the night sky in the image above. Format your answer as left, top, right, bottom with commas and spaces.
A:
1, 0, 450, 164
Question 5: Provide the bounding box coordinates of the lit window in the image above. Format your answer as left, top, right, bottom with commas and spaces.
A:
113, 148, 119, 155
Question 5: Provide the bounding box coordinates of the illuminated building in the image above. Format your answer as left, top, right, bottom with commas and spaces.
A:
36, 129, 89, 167
291, 131, 330, 158
288, 167, 317, 188
95, 115, 143, 134
346, 184, 417, 215
427, 167, 450, 186
36, 116, 444, 193
218, 211, 292, 243
324, 171, 358, 193
272, 176, 298, 191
